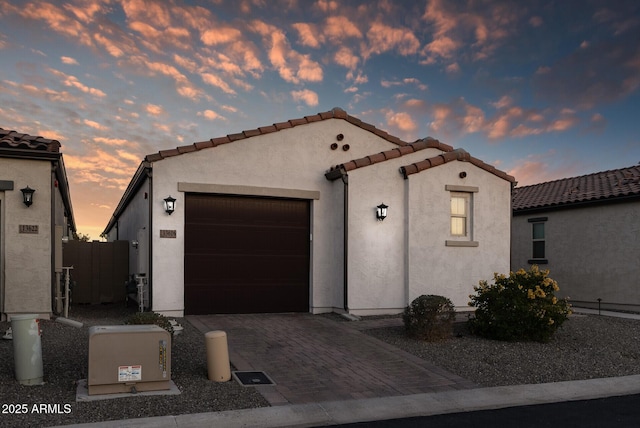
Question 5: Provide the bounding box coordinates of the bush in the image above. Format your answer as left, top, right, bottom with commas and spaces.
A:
403, 295, 456, 341
467, 266, 571, 342
125, 311, 174, 335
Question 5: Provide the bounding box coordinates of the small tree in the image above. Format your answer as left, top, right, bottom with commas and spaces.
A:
403, 295, 456, 341
468, 266, 571, 342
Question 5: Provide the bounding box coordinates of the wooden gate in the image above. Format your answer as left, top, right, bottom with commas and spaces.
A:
63, 240, 129, 304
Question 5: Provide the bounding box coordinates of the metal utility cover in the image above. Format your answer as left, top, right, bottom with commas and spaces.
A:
232, 371, 276, 386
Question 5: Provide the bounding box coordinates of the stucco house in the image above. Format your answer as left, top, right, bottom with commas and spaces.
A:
0, 128, 76, 320
511, 165, 640, 312
103, 108, 515, 317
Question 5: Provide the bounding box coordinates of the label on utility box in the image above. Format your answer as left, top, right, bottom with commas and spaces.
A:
118, 365, 142, 382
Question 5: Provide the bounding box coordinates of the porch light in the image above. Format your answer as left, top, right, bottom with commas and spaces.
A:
163, 195, 176, 215
21, 186, 35, 207
376, 203, 388, 221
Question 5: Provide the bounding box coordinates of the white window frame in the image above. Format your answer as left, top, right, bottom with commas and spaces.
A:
445, 185, 479, 247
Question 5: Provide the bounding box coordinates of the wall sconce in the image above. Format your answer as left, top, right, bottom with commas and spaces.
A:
21, 186, 35, 207
163, 195, 176, 215
376, 203, 388, 221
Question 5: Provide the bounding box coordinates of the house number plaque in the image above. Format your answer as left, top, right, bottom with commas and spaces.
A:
160, 229, 176, 238
19, 225, 39, 234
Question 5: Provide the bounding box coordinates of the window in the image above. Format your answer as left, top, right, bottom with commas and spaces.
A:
450, 193, 468, 236
528, 217, 548, 264
445, 185, 478, 247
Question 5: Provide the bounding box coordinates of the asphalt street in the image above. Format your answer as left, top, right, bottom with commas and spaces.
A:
327, 394, 640, 428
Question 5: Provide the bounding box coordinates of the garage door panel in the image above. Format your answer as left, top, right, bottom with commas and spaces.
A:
185, 254, 309, 281
184, 194, 310, 315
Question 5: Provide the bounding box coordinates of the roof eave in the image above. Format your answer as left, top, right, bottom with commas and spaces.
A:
102, 161, 151, 236
513, 193, 640, 215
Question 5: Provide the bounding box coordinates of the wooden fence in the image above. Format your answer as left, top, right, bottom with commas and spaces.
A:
63, 240, 129, 304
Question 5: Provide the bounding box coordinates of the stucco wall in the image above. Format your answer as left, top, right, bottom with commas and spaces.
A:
345, 148, 446, 314
511, 202, 640, 310
149, 119, 396, 316
407, 161, 512, 309
105, 178, 150, 277
0, 158, 53, 316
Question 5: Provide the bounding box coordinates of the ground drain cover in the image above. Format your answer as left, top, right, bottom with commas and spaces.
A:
232, 371, 275, 386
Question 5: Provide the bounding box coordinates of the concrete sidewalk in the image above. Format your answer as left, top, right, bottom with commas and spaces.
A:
55, 374, 640, 428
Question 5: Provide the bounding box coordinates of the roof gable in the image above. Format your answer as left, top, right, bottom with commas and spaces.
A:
399, 148, 515, 183
145, 107, 407, 163
512, 165, 640, 212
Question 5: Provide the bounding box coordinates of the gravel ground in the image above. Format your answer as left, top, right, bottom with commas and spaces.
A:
1, 307, 639, 427
365, 313, 640, 387
0, 304, 268, 428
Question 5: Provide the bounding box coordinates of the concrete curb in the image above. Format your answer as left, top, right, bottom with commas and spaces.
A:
52, 374, 640, 428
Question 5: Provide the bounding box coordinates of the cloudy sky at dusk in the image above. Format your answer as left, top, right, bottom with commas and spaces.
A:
1, 0, 639, 239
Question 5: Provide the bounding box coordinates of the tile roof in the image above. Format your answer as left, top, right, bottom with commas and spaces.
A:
0, 128, 61, 152
145, 107, 406, 163
325, 137, 454, 180
512, 165, 640, 212
399, 148, 516, 182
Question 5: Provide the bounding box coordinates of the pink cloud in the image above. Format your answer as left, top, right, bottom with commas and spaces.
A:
315, 0, 339, 13
201, 27, 242, 45
48, 68, 106, 97
145, 104, 164, 116
202, 72, 236, 95
292, 23, 322, 48
252, 20, 323, 84
83, 119, 108, 131
291, 89, 319, 107
198, 109, 225, 120
364, 22, 420, 58
5, 1, 92, 46
334, 46, 359, 70
386, 110, 417, 132
61, 56, 78, 65
121, 0, 171, 28
324, 16, 363, 43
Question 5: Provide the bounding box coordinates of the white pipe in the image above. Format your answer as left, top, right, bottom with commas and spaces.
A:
55, 317, 83, 329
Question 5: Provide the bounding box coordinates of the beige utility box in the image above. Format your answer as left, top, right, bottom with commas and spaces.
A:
88, 325, 171, 395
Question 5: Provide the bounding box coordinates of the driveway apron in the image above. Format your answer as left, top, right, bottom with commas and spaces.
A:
188, 313, 477, 405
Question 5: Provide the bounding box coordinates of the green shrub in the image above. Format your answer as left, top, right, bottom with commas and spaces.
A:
403, 295, 456, 341
467, 266, 571, 342
125, 311, 174, 335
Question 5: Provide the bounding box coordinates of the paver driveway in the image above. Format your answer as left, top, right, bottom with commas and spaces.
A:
187, 313, 477, 405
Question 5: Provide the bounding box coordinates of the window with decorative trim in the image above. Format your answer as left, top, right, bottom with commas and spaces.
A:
450, 193, 469, 237
445, 185, 479, 247
528, 217, 548, 264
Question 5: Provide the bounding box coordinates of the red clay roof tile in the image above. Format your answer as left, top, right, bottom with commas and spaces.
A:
0, 128, 61, 152
399, 148, 515, 183
140, 108, 510, 185
512, 165, 640, 212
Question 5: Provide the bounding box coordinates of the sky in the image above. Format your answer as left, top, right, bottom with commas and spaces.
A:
1, 0, 639, 239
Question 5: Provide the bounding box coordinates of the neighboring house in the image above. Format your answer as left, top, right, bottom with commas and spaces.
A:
511, 165, 640, 312
0, 128, 76, 320
103, 108, 514, 317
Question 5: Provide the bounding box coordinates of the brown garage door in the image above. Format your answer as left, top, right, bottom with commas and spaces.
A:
184, 193, 310, 314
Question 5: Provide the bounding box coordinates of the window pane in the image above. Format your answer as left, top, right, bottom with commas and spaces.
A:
451, 217, 466, 236
532, 223, 544, 239
533, 241, 545, 258
451, 197, 466, 215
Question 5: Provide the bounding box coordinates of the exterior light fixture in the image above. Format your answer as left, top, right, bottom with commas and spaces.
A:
376, 203, 388, 221
21, 186, 35, 207
163, 195, 176, 215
